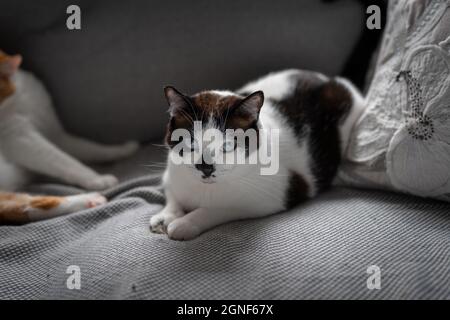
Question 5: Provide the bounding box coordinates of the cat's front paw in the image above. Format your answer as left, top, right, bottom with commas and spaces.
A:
167, 219, 201, 241
83, 174, 119, 190
150, 211, 180, 234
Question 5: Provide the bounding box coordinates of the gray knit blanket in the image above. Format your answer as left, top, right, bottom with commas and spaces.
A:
0, 175, 449, 299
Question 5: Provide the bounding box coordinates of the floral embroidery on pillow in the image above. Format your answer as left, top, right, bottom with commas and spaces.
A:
396, 70, 434, 141
339, 0, 450, 201
386, 43, 450, 197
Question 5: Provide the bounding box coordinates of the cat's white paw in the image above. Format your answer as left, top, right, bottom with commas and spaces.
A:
150, 211, 180, 234
67, 193, 107, 211
84, 193, 108, 208
83, 174, 119, 190
167, 219, 201, 241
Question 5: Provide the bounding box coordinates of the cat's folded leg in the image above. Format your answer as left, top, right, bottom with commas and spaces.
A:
26, 193, 107, 222
2, 129, 118, 190
56, 133, 139, 163
150, 189, 184, 234
166, 207, 257, 241
0, 192, 107, 224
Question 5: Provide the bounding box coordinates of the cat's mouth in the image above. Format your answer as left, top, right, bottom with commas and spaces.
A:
201, 177, 216, 184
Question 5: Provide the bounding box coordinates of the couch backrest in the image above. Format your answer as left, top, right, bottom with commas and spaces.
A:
0, 0, 363, 143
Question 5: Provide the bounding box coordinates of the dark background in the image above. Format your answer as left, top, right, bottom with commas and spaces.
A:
0, 0, 385, 143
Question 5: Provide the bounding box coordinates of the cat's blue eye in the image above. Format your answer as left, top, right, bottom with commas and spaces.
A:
222, 140, 235, 153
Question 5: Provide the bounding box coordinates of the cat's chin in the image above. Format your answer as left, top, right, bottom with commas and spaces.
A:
200, 177, 216, 184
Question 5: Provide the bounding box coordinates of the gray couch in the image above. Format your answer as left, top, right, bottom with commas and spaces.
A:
1, 0, 449, 299
0, 0, 363, 142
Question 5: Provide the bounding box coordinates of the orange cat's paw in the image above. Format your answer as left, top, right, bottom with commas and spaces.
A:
25, 193, 107, 222
85, 193, 108, 208
66, 193, 107, 211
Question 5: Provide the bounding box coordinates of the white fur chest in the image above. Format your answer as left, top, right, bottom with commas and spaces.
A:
164, 161, 289, 216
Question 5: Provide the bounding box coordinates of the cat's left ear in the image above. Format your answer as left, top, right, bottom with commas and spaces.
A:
164, 86, 191, 116
0, 54, 22, 76
234, 91, 264, 121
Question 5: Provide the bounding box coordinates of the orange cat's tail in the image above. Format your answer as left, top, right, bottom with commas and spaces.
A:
0, 192, 107, 224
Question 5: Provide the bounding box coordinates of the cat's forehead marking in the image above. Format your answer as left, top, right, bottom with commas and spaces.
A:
192, 90, 242, 116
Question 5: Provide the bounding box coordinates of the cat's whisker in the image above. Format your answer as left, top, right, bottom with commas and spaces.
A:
143, 168, 165, 172
150, 143, 169, 149
140, 164, 167, 169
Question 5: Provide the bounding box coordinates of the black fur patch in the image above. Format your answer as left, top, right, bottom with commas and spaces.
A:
274, 71, 352, 198
285, 171, 309, 209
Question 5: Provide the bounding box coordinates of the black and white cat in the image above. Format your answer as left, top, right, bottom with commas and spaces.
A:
151, 69, 364, 240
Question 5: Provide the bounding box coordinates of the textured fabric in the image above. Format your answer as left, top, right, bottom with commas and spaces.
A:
0, 0, 363, 143
339, 0, 450, 202
1, 175, 449, 299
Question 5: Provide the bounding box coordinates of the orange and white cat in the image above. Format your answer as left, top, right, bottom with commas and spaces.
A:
0, 50, 138, 224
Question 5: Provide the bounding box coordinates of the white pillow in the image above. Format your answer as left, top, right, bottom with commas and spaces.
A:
339, 0, 450, 202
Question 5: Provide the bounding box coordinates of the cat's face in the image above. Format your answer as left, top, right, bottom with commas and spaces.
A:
0, 50, 21, 105
164, 86, 264, 184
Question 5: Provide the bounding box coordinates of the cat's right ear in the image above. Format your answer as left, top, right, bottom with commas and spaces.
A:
164, 86, 191, 116
0, 54, 22, 77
